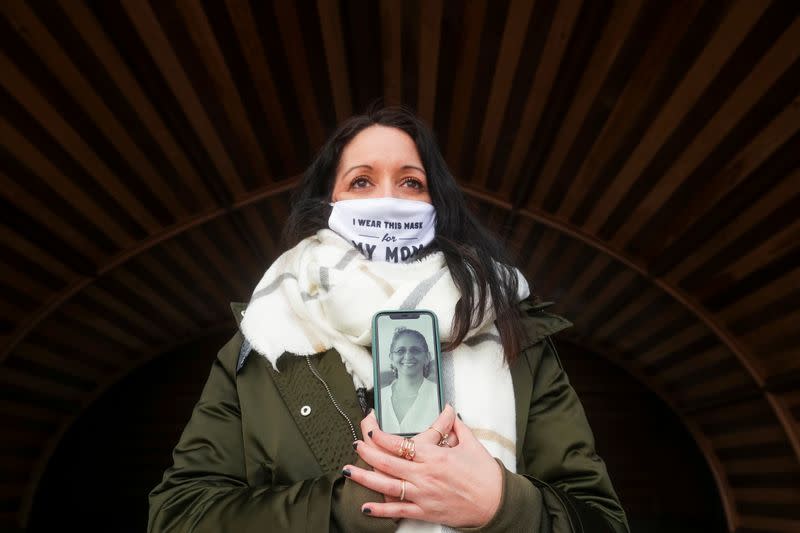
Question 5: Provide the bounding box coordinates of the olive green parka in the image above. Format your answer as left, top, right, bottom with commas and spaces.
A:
148, 301, 629, 532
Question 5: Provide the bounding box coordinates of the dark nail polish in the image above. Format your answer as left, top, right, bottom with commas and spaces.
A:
352, 441, 358, 451
457, 413, 463, 420
368, 430, 373, 438
342, 468, 351, 477
362, 507, 372, 515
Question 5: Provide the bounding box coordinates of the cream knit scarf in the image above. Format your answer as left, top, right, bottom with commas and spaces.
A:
240, 229, 529, 532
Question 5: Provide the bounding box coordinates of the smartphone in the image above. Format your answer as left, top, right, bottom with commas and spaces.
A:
372, 310, 443, 436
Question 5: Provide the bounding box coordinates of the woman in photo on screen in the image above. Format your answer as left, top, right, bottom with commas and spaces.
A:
380, 327, 440, 434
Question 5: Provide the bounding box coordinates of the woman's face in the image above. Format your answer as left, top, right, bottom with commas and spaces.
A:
331, 125, 432, 203
390, 333, 428, 378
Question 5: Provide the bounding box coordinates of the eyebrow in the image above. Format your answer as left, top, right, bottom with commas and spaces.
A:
343, 164, 426, 176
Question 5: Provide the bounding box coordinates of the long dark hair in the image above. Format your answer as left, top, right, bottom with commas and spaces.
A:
284, 105, 526, 363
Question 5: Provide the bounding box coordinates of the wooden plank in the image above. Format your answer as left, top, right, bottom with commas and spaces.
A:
160, 239, 233, 310
621, 303, 686, 352
187, 230, 252, 299
0, 226, 76, 282
577, 269, 638, 329
527, 227, 561, 287
473, 0, 535, 187
526, 0, 643, 209
240, 206, 278, 264
540, 238, 583, 297
112, 267, 200, 331
743, 309, 800, 348
0, 399, 61, 423
61, 0, 215, 209
316, 0, 353, 122
136, 253, 217, 322
273, 0, 326, 149
36, 317, 128, 367
613, 83, 800, 250
583, 0, 770, 232
416, 0, 443, 125
0, 169, 105, 263
659, 345, 730, 382
668, 167, 799, 283
734, 487, 800, 504
557, 0, 705, 219
634, 322, 708, 367
501, 0, 581, 199
724, 216, 800, 281
724, 456, 799, 475
121, 0, 246, 198
176, 0, 272, 183
61, 300, 151, 352
555, 254, 609, 320
226, 0, 298, 168
0, 366, 84, 401
711, 426, 786, 448
737, 515, 800, 533
678, 370, 753, 401
12, 341, 106, 383
379, 0, 402, 104
593, 288, 662, 341
719, 266, 800, 324
0, 118, 134, 248
444, 0, 486, 175
83, 283, 172, 340
1, 4, 168, 233
0, 259, 51, 302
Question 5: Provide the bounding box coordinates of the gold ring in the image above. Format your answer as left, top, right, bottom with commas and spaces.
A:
438, 435, 452, 447
400, 479, 406, 501
429, 425, 446, 439
398, 438, 416, 460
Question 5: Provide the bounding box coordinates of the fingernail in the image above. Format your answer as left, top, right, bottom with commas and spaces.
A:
368, 407, 374, 415
352, 441, 358, 450
368, 430, 373, 438
457, 413, 463, 420
342, 468, 351, 477
362, 507, 372, 515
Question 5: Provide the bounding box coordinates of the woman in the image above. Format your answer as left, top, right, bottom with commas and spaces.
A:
380, 327, 439, 434
148, 105, 629, 532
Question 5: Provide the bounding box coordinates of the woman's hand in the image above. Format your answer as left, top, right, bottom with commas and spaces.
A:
343, 405, 503, 527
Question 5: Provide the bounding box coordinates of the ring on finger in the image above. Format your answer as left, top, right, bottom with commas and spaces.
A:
429, 425, 447, 440
438, 435, 452, 447
403, 438, 416, 460
399, 479, 406, 501
398, 438, 416, 461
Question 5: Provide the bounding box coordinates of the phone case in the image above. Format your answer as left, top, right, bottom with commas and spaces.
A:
372, 310, 444, 436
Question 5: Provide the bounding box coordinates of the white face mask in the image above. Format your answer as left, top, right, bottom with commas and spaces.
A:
328, 198, 436, 263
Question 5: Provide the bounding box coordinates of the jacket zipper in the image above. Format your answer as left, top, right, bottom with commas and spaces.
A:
305, 355, 358, 442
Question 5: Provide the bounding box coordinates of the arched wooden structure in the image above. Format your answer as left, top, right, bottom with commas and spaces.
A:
1, 1, 798, 531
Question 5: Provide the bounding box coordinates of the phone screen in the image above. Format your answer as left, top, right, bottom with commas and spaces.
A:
373, 311, 443, 436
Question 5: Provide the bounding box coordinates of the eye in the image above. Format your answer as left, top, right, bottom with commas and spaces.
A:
349, 176, 372, 189
400, 177, 425, 190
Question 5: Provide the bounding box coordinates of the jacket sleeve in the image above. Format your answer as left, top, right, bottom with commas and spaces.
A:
513, 338, 630, 533
147, 334, 394, 533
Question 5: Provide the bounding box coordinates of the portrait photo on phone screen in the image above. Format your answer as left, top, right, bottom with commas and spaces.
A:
375, 313, 441, 435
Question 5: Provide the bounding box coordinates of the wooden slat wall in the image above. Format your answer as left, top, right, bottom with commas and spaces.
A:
1, 1, 797, 531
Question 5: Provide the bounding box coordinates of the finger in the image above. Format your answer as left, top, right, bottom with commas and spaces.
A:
343, 464, 414, 500
450, 413, 477, 449
355, 438, 417, 479
418, 404, 456, 445
366, 424, 425, 462
360, 410, 379, 444
362, 501, 426, 521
